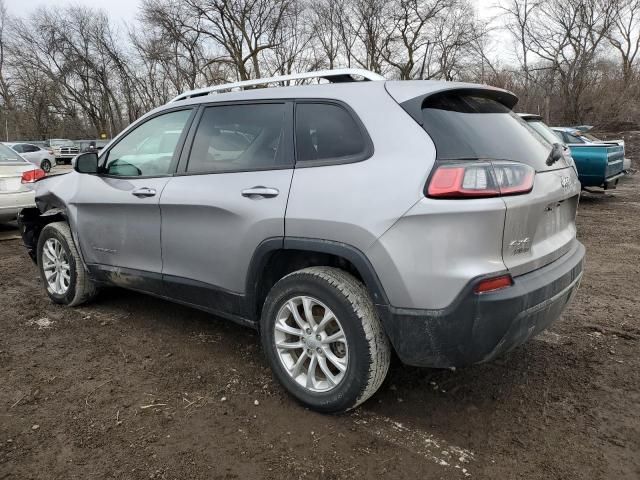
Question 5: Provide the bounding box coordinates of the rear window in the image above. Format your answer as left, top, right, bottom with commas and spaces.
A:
583, 133, 601, 142
420, 93, 555, 171
0, 144, 26, 163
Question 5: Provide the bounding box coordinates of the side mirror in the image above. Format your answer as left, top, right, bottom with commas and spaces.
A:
74, 152, 99, 174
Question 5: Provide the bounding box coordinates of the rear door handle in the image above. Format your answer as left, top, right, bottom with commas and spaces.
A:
241, 186, 279, 198
132, 187, 157, 198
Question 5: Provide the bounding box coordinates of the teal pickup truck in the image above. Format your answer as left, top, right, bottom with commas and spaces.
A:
551, 126, 625, 189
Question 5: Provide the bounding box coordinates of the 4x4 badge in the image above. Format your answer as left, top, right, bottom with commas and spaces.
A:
509, 238, 531, 254
561, 176, 572, 189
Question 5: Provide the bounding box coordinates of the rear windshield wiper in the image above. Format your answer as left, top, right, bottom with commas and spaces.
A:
546, 143, 564, 166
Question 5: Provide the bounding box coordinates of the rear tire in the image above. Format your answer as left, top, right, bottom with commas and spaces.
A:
37, 222, 98, 306
261, 267, 390, 413
40, 159, 52, 173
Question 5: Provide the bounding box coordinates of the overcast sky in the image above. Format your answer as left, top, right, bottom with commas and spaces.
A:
5, 0, 511, 61
6, 0, 502, 23
6, 0, 141, 24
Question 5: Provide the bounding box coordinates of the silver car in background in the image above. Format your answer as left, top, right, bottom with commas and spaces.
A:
5, 142, 55, 173
0, 144, 41, 223
18, 69, 585, 413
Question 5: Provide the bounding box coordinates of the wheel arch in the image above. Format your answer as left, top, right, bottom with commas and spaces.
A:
246, 237, 390, 322
18, 207, 69, 263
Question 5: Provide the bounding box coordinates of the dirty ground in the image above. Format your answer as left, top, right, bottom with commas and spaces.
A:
1, 132, 639, 479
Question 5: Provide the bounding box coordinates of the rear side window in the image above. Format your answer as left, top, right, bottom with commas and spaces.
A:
527, 120, 563, 146
295, 102, 368, 164
0, 144, 26, 163
419, 93, 555, 171
187, 103, 289, 173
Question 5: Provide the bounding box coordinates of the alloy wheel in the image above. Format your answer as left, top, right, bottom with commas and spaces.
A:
42, 238, 71, 295
274, 296, 349, 393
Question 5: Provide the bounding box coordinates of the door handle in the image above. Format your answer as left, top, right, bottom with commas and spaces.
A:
241, 186, 279, 198
132, 187, 157, 198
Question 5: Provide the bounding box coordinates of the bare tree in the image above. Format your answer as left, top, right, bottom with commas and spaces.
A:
309, 0, 345, 70
0, 0, 636, 139
501, 0, 617, 122
380, 0, 449, 79
184, 0, 295, 80
608, 0, 640, 85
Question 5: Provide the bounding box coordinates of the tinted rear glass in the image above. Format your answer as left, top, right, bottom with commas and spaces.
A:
187, 103, 289, 173
420, 93, 555, 171
295, 103, 367, 163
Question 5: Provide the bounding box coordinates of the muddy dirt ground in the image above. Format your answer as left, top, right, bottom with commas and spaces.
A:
1, 134, 639, 480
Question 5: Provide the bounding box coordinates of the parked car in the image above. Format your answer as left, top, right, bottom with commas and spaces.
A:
45, 139, 80, 165
567, 126, 632, 172
5, 142, 55, 172
518, 114, 576, 171
18, 69, 585, 412
76, 139, 109, 153
0, 143, 43, 223
551, 126, 626, 189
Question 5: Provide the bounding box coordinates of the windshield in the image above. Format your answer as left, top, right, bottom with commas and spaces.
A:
0, 143, 27, 163
50, 139, 73, 146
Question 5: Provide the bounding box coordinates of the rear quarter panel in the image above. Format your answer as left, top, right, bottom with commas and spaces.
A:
285, 85, 435, 251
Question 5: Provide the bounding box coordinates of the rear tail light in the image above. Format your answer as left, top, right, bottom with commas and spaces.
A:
427, 161, 534, 199
474, 274, 513, 294
21, 169, 46, 184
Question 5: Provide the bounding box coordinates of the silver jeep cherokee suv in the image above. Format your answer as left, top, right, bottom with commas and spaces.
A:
19, 69, 584, 413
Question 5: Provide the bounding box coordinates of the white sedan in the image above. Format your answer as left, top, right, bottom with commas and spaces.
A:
5, 142, 55, 172
0, 144, 42, 223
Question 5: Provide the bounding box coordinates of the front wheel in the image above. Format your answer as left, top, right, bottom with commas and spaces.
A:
37, 222, 98, 306
261, 267, 390, 413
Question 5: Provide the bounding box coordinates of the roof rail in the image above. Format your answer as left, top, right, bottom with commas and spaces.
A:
169, 68, 385, 103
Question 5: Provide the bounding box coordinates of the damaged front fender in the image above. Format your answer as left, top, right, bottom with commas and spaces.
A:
17, 207, 67, 263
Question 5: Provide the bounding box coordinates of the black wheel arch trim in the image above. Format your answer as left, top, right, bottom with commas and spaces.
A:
245, 237, 390, 317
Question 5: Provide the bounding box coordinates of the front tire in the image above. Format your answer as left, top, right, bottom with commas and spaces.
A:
261, 267, 390, 413
37, 222, 98, 306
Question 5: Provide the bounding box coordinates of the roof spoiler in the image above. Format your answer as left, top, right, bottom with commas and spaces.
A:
392, 86, 518, 126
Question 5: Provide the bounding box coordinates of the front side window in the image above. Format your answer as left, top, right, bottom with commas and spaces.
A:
187, 103, 289, 173
104, 109, 192, 177
295, 103, 367, 163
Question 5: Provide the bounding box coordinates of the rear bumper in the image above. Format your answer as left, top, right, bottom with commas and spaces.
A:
377, 241, 585, 368
0, 192, 35, 222
604, 171, 625, 189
